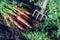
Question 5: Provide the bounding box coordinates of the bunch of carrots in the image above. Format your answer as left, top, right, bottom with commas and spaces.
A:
9, 8, 32, 30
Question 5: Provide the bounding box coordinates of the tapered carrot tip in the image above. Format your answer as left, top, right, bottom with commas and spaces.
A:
9, 16, 24, 30
17, 10, 30, 19
17, 12, 30, 19
17, 15, 32, 28
18, 14, 30, 21
17, 8, 30, 15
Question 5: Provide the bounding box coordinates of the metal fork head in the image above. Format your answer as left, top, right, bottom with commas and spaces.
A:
32, 10, 47, 21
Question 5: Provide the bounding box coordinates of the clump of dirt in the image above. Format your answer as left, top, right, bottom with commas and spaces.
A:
0, 26, 29, 40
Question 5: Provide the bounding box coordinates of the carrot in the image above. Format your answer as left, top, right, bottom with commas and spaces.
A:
17, 10, 30, 19
17, 15, 32, 28
18, 13, 30, 21
9, 16, 24, 30
17, 8, 30, 15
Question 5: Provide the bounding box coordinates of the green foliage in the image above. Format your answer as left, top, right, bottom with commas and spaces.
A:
23, 0, 60, 40
22, 32, 50, 40
0, 0, 60, 40
57, 28, 60, 40
0, 0, 17, 28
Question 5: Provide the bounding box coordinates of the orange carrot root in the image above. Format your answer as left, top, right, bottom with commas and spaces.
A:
17, 8, 30, 15
9, 16, 24, 30
17, 15, 32, 28
17, 10, 30, 19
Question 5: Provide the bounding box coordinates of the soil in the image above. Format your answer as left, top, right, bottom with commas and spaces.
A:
0, 12, 41, 40
0, 14, 29, 40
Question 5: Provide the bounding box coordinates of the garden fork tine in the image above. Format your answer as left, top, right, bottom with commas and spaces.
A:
32, 9, 40, 17
32, 0, 49, 21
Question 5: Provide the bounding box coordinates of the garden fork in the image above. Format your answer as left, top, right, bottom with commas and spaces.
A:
32, 0, 49, 21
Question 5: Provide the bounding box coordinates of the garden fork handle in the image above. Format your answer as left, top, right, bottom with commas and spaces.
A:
32, 0, 49, 21
42, 0, 49, 10
36, 0, 49, 20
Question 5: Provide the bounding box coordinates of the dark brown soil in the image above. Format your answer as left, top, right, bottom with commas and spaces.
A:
0, 13, 29, 40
